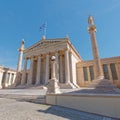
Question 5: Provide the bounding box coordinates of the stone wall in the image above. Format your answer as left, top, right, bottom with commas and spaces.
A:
46, 93, 120, 119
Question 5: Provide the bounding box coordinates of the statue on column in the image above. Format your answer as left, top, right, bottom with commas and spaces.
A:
47, 56, 61, 94
88, 16, 120, 93
14, 39, 25, 87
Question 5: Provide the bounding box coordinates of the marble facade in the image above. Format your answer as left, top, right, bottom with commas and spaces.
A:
20, 37, 81, 88
0, 66, 16, 89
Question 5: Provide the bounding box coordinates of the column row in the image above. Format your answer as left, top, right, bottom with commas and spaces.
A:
83, 63, 120, 82
0, 72, 16, 88
21, 49, 71, 86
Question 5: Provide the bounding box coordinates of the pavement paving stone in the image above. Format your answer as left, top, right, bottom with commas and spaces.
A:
0, 89, 118, 120
0, 98, 116, 120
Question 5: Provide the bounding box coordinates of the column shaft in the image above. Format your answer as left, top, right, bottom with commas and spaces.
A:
108, 64, 113, 82
59, 55, 63, 83
8, 73, 11, 85
0, 72, 3, 88
51, 61, 56, 79
115, 63, 120, 80
88, 16, 104, 80
69, 52, 73, 83
28, 57, 34, 85
87, 67, 91, 82
45, 54, 49, 84
17, 40, 24, 72
17, 51, 23, 72
36, 56, 41, 85
21, 58, 27, 85
65, 50, 70, 83
4, 72, 8, 87
91, 32, 104, 79
55, 51, 59, 81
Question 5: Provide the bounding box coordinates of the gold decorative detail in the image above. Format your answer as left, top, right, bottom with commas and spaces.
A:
88, 25, 96, 32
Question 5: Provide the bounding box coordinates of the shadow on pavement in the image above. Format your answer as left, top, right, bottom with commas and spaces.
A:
36, 105, 110, 120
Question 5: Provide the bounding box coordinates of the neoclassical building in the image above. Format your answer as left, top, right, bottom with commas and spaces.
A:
0, 16, 120, 89
0, 66, 16, 89
20, 36, 82, 88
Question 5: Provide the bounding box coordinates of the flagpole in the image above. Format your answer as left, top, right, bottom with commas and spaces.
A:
43, 22, 47, 37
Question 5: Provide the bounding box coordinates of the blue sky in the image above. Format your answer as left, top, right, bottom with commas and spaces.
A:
0, 0, 120, 69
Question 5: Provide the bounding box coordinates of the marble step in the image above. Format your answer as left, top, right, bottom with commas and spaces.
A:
88, 79, 120, 93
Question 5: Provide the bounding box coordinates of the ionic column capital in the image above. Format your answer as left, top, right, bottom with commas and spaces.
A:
64, 47, 69, 52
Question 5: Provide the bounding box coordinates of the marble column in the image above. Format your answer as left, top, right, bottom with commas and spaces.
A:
45, 54, 49, 84
21, 58, 27, 85
69, 52, 73, 83
17, 40, 24, 72
88, 16, 104, 80
36, 56, 41, 85
28, 57, 34, 85
87, 67, 91, 82
55, 51, 59, 81
108, 64, 113, 81
10, 73, 14, 84
0, 72, 3, 88
8, 73, 11, 85
115, 63, 120, 80
65, 49, 70, 83
59, 55, 63, 83
12, 74, 16, 84
47, 56, 61, 94
4, 72, 8, 88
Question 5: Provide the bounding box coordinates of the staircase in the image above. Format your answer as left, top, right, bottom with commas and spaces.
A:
88, 79, 120, 94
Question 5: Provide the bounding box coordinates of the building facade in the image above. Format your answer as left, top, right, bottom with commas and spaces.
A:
0, 66, 16, 89
77, 56, 120, 87
20, 37, 82, 88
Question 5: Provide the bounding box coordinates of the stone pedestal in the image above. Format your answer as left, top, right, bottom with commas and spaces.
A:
47, 78, 61, 94
87, 16, 120, 94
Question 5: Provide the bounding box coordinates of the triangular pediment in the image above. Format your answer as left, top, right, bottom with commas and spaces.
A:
25, 38, 68, 52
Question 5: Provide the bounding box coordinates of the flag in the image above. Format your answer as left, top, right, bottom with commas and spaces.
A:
39, 23, 47, 31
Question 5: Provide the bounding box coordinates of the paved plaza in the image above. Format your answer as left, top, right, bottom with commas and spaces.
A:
0, 89, 116, 120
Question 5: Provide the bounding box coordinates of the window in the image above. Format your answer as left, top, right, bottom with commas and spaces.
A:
89, 66, 94, 81
103, 64, 109, 79
110, 63, 118, 80
83, 67, 88, 81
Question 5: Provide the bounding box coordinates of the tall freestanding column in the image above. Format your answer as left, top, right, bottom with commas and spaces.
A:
88, 16, 104, 80
14, 40, 25, 86
17, 40, 25, 72
47, 56, 61, 94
